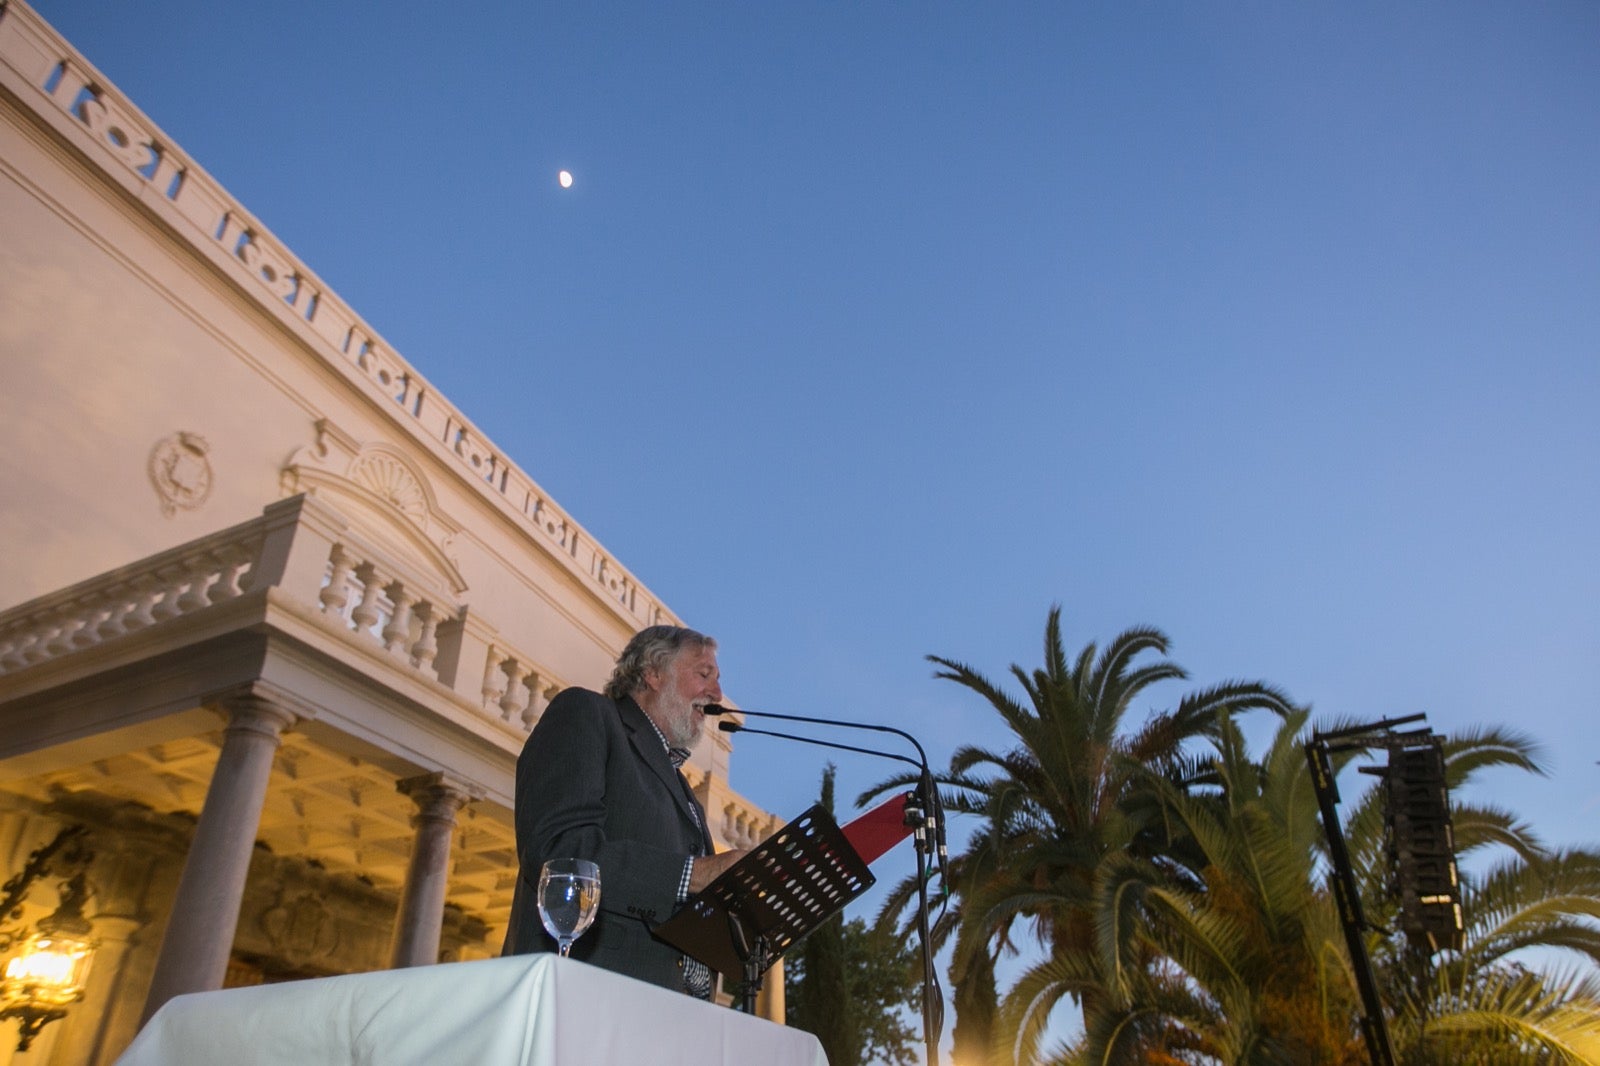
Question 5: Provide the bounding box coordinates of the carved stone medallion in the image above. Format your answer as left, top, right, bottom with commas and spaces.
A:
148, 431, 213, 516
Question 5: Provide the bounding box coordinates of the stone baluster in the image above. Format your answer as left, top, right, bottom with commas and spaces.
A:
176, 558, 215, 612
522, 677, 551, 730
388, 773, 479, 969
15, 618, 52, 663
150, 565, 187, 622
122, 574, 161, 631
382, 582, 416, 655
71, 602, 108, 648
140, 692, 301, 1023
480, 647, 507, 709
349, 562, 385, 634
0, 624, 36, 669
498, 660, 529, 724
93, 586, 131, 641
318, 544, 355, 614
207, 544, 253, 602
18, 627, 47, 664
12, 632, 38, 665
51, 605, 86, 653
409, 602, 439, 671
37, 608, 75, 658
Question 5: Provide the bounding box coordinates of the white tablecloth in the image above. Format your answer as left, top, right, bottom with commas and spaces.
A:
116, 954, 828, 1066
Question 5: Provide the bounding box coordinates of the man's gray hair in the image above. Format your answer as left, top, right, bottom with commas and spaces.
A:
604, 625, 717, 700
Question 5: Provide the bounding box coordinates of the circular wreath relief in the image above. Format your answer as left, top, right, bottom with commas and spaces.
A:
148, 431, 214, 516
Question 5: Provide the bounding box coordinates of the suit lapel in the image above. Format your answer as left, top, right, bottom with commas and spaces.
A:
616, 697, 709, 847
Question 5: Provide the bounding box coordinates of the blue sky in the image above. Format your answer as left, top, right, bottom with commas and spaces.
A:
33, 0, 1599, 1054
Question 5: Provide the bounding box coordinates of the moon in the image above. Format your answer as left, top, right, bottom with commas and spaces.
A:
558, 170, 573, 189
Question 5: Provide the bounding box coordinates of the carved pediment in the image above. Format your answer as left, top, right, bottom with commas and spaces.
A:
282, 420, 467, 596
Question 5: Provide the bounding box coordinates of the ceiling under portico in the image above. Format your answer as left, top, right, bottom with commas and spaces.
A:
4, 728, 522, 941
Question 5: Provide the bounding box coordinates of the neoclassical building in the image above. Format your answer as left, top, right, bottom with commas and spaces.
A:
0, 3, 782, 1061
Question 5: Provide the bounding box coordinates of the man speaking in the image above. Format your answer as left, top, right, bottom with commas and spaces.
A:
501, 626, 747, 997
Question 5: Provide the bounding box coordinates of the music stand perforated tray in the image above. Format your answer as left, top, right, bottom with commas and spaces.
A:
652, 804, 875, 980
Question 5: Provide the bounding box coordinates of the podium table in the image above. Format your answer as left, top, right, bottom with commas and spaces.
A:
116, 954, 828, 1066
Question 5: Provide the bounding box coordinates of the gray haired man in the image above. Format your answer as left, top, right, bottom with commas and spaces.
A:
501, 626, 748, 995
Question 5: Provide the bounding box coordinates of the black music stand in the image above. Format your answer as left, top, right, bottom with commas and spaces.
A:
652, 804, 876, 1013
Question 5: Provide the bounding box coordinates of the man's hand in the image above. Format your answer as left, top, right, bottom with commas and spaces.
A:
688, 848, 749, 893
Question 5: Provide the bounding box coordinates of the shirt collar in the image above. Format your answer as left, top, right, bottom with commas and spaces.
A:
641, 714, 691, 769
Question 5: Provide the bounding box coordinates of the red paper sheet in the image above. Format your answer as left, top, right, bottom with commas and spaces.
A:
841, 792, 913, 865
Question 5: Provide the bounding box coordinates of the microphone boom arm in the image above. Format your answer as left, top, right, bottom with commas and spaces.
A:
717, 722, 923, 769
707, 705, 930, 770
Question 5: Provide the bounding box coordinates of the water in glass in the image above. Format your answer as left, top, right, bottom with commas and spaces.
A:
537, 858, 600, 956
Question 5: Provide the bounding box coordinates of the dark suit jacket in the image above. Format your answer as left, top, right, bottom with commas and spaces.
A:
501, 687, 713, 992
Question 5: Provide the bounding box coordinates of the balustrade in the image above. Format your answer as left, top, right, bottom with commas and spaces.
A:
0, 495, 574, 745
0, 537, 259, 675
315, 549, 457, 685
717, 803, 781, 851
479, 645, 561, 734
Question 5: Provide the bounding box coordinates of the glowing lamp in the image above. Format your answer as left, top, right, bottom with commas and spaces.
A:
0, 872, 97, 1051
3, 933, 94, 1006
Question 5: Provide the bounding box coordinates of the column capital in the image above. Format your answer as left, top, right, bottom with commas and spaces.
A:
207, 682, 317, 736
396, 772, 483, 820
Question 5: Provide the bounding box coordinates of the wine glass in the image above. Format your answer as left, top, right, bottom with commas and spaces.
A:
538, 858, 601, 957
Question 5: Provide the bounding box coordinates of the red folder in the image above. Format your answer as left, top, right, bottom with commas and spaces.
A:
841, 792, 913, 865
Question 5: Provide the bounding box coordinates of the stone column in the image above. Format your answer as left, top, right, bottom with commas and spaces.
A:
388, 773, 478, 969
139, 694, 297, 1023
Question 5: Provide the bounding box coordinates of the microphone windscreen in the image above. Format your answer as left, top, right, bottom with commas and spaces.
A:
717, 721, 742, 733
703, 704, 731, 716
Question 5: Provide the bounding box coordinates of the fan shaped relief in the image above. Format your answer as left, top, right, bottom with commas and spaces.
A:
279, 425, 469, 596
350, 452, 427, 523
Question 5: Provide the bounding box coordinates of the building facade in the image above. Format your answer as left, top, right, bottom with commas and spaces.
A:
0, 3, 782, 1061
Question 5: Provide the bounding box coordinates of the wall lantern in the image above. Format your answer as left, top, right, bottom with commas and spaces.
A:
0, 828, 96, 1053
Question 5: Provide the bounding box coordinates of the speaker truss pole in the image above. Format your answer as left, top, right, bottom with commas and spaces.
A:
1305, 715, 1425, 1066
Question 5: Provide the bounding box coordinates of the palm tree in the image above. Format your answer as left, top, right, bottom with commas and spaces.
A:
862, 606, 1295, 1064
1065, 709, 1368, 1064
1091, 712, 1600, 1065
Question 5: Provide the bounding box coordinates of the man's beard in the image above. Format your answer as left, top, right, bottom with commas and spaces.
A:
656, 688, 704, 749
